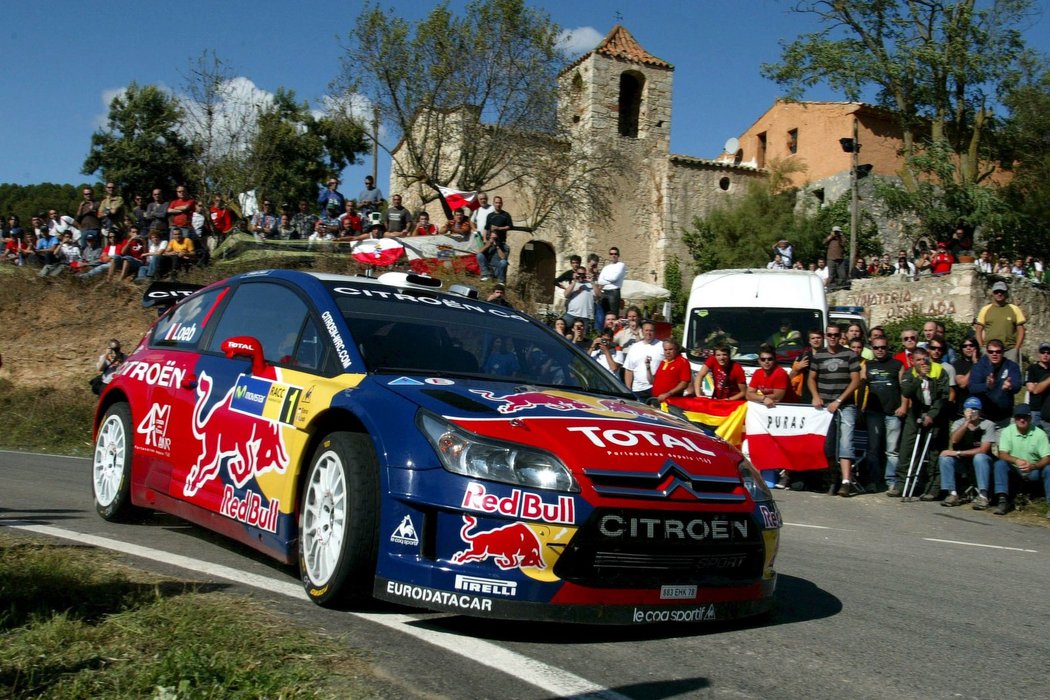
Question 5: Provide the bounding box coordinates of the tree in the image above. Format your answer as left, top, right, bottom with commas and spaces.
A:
338, 0, 621, 228
762, 1, 1035, 233
246, 89, 367, 208
82, 82, 197, 196
998, 59, 1050, 254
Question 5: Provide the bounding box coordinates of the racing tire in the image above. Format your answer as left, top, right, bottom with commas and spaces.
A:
298, 432, 379, 607
92, 402, 146, 522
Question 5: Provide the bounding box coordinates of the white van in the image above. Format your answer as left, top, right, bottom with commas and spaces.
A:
684, 269, 827, 381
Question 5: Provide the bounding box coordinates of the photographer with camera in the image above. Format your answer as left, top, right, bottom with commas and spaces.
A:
589, 328, 624, 375
476, 196, 511, 283
91, 339, 126, 395
563, 264, 596, 334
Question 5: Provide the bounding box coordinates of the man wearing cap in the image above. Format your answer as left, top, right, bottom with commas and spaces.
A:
990, 404, 1050, 515
823, 226, 847, 287
938, 397, 997, 507
975, 281, 1026, 364
1025, 342, 1050, 433
317, 177, 345, 213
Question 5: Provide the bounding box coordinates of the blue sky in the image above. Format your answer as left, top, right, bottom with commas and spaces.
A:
2, 0, 1047, 190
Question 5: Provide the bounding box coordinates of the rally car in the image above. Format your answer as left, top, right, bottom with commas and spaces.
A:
92, 269, 781, 624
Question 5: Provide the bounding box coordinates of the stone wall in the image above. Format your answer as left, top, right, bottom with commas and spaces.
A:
828, 265, 1050, 360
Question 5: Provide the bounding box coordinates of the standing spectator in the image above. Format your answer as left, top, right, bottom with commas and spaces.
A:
622, 321, 663, 402
596, 246, 626, 317
976, 250, 993, 273
915, 250, 932, 275
878, 253, 894, 276
250, 199, 279, 240
814, 258, 830, 286
694, 344, 747, 400
614, 306, 645, 350
789, 328, 825, 404
823, 226, 847, 287
413, 211, 437, 235
990, 404, 1050, 515
1025, 342, 1050, 433
968, 339, 1023, 434
554, 255, 582, 292
45, 209, 60, 234
562, 264, 596, 333
317, 177, 345, 213
975, 281, 1026, 364
291, 199, 318, 240
650, 340, 692, 405
130, 194, 148, 231
845, 322, 872, 360
893, 250, 916, 276
382, 194, 413, 237
938, 396, 997, 508
76, 186, 102, 241
927, 336, 957, 406
589, 328, 624, 375
1009, 257, 1025, 278
568, 320, 589, 352
947, 227, 972, 259
930, 242, 954, 275
889, 346, 950, 499
772, 238, 793, 267
145, 188, 169, 236
357, 175, 384, 213
894, 328, 920, 369
552, 318, 571, 339
209, 195, 236, 239
471, 192, 494, 238
99, 182, 125, 231
747, 343, 795, 408
993, 256, 1011, 275
808, 324, 862, 497
952, 336, 981, 418
478, 196, 512, 283
167, 185, 196, 239
320, 200, 343, 235
866, 336, 905, 490
442, 208, 474, 239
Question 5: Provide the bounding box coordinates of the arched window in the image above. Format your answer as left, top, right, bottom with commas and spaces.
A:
618, 72, 644, 138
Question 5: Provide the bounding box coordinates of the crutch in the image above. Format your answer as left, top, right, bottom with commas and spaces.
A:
902, 421, 933, 502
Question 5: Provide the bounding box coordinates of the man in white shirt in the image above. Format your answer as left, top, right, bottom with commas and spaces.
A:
814, 258, 829, 286
563, 266, 596, 333
596, 246, 627, 317
471, 192, 495, 239
622, 322, 663, 402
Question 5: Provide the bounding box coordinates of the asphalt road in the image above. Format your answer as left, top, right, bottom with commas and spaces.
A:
3, 449, 1048, 700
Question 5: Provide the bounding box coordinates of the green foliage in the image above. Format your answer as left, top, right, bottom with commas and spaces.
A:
998, 60, 1050, 254
82, 83, 197, 196
663, 255, 687, 322
881, 314, 973, 353
246, 89, 366, 209
0, 183, 89, 225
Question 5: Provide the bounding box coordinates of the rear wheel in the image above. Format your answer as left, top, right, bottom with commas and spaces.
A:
299, 432, 379, 607
92, 403, 146, 521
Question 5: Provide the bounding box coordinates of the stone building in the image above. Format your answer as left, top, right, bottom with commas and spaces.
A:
390, 25, 763, 302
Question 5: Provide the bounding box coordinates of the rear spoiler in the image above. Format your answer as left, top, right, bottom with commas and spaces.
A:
142, 281, 204, 314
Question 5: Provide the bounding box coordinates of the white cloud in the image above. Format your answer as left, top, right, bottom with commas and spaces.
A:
178, 76, 275, 154
556, 26, 603, 56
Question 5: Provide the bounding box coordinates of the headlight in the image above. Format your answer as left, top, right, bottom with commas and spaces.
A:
418, 412, 578, 492
738, 458, 774, 503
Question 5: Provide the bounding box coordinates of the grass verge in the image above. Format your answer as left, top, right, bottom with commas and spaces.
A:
0, 531, 390, 699
0, 379, 97, 457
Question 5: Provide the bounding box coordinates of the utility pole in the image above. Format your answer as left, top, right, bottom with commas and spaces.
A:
848, 116, 859, 273
371, 105, 380, 183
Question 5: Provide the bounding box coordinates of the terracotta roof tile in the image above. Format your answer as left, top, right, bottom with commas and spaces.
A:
594, 25, 672, 69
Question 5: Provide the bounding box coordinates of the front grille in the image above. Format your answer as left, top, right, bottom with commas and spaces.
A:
583, 462, 745, 503
554, 509, 764, 588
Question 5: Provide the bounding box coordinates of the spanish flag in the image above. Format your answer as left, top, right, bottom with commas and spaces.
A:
665, 397, 747, 448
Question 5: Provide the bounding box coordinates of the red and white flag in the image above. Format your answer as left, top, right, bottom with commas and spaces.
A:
437, 186, 480, 211
743, 402, 832, 472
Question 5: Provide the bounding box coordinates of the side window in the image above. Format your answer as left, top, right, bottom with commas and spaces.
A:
152, 287, 227, 350
206, 282, 311, 364
293, 316, 326, 371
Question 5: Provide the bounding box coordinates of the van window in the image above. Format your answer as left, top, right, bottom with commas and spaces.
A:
685, 307, 823, 365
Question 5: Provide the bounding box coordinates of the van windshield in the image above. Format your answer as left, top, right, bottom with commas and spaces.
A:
685, 307, 824, 365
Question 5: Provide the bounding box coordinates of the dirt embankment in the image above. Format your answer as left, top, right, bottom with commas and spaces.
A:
0, 271, 157, 389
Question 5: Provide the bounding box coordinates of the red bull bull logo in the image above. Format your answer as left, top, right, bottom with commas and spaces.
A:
470, 389, 591, 414
450, 515, 546, 570
184, 371, 290, 497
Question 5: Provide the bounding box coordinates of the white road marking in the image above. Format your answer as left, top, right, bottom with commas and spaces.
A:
923, 537, 1037, 553
0, 521, 627, 700
783, 522, 854, 531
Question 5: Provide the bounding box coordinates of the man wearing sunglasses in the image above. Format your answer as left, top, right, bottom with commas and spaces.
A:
968, 339, 1022, 437
894, 328, 920, 369
990, 404, 1050, 516
890, 346, 950, 499
808, 325, 862, 497
975, 280, 1026, 364
866, 337, 905, 491
1024, 342, 1050, 433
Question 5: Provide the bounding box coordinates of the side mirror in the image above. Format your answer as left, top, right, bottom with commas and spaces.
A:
221, 336, 266, 375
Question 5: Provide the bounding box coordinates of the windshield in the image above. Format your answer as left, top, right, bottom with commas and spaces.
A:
685, 307, 823, 365
329, 284, 629, 396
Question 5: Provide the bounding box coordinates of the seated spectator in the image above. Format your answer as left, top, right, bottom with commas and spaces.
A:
320, 200, 343, 234
442, 209, 474, 240
589, 328, 624, 375
1010, 257, 1026, 278
938, 397, 996, 508
990, 404, 1050, 515
16, 231, 36, 266
1026, 342, 1050, 434
74, 232, 103, 273
1, 230, 18, 264
334, 216, 368, 242
893, 250, 916, 276
337, 200, 363, 234
692, 344, 746, 400
747, 343, 795, 407
993, 257, 1011, 275
930, 243, 954, 275
163, 228, 196, 272
34, 227, 61, 268
311, 219, 337, 243
413, 211, 438, 236
878, 254, 894, 276
976, 250, 993, 273
867, 255, 881, 276
277, 214, 296, 240
111, 226, 147, 281
39, 230, 82, 277
79, 231, 124, 279
650, 340, 692, 405
137, 229, 169, 280
250, 200, 279, 240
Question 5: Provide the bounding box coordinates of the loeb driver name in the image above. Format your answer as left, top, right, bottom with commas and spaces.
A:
220, 485, 280, 533
461, 482, 575, 524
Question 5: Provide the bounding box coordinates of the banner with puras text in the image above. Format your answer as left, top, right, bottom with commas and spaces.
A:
743, 402, 833, 471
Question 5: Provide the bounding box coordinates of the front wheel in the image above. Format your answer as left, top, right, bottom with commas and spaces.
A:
92, 403, 146, 521
299, 432, 379, 607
